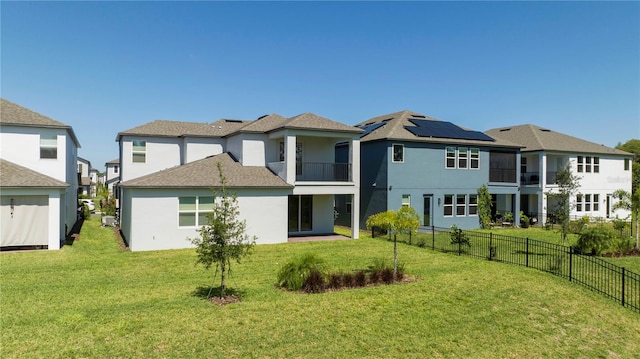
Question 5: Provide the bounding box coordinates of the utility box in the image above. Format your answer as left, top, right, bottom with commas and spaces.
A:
102, 216, 115, 227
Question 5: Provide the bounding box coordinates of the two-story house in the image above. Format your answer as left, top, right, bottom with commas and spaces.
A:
104, 158, 120, 196
342, 110, 522, 230
486, 124, 633, 224
77, 157, 92, 197
117, 113, 361, 251
0, 98, 81, 250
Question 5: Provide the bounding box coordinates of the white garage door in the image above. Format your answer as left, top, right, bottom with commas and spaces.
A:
1, 195, 49, 247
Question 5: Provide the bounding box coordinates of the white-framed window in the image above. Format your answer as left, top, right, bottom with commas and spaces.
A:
402, 194, 410, 207
456, 194, 466, 216
392, 144, 404, 163
577, 156, 584, 173
443, 195, 453, 217
470, 148, 479, 169
593, 157, 599, 173
178, 196, 214, 227
625, 159, 630, 171
585, 194, 591, 212
468, 194, 478, 216
585, 157, 592, 173
114, 165, 119, 174
458, 148, 468, 169
132, 140, 146, 163
446, 147, 456, 168
279, 141, 285, 161
40, 134, 57, 159
576, 194, 583, 212
593, 194, 599, 211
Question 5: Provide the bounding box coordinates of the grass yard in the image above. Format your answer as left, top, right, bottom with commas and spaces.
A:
2, 220, 640, 358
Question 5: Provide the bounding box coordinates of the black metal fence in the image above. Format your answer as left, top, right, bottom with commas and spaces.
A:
386, 227, 640, 313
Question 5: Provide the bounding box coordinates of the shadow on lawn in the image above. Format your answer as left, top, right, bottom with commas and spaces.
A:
64, 218, 84, 246
192, 285, 246, 300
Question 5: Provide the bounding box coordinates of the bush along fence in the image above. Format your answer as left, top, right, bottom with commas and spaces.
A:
374, 227, 639, 314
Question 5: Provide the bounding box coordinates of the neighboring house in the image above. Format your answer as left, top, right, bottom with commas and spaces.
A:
486, 124, 633, 224
117, 113, 361, 251
104, 158, 120, 196
77, 157, 92, 196
342, 110, 522, 230
0, 98, 81, 250
89, 167, 99, 196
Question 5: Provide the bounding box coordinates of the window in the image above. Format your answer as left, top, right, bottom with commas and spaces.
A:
576, 194, 583, 212
521, 157, 527, 174
593, 194, 599, 211
40, 134, 57, 159
593, 157, 599, 173
625, 159, 630, 171
279, 142, 285, 161
392, 144, 404, 163
577, 156, 584, 172
468, 194, 478, 215
443, 195, 453, 216
446, 147, 456, 168
132, 140, 146, 163
114, 165, 119, 174
178, 196, 214, 227
470, 148, 479, 169
458, 148, 468, 169
346, 201, 352, 214
456, 195, 466, 216
585, 194, 591, 211
402, 194, 410, 207
585, 156, 592, 173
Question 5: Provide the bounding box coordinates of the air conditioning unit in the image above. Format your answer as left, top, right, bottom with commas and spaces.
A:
102, 216, 115, 227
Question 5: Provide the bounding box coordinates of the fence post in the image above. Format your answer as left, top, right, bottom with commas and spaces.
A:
431, 226, 435, 250
622, 267, 626, 308
526, 238, 529, 268
569, 246, 573, 282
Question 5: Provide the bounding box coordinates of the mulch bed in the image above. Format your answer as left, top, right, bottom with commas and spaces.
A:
208, 295, 242, 306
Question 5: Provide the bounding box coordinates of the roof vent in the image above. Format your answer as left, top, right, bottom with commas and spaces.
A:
225, 119, 243, 123
381, 118, 393, 122
500, 128, 511, 132
411, 114, 426, 118
257, 115, 269, 120
540, 128, 551, 132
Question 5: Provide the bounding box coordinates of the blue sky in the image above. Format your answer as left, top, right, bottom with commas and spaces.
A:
2, 1, 639, 170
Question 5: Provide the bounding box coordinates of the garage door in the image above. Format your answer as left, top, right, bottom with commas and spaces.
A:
1, 195, 49, 247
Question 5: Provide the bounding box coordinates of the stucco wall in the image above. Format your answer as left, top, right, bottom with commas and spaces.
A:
184, 137, 224, 163
120, 136, 182, 181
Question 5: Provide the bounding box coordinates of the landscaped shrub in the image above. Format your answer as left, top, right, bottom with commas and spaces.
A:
328, 273, 343, 289
303, 270, 326, 293
277, 253, 326, 291
82, 204, 91, 220
381, 267, 395, 284
342, 272, 355, 288
368, 270, 381, 284
575, 227, 614, 256
416, 238, 426, 248
354, 270, 367, 287
608, 236, 634, 256
450, 225, 470, 247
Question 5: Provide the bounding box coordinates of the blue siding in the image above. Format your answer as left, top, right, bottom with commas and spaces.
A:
360, 141, 388, 228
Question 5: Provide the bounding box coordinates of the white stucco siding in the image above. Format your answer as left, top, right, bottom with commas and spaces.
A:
1, 126, 68, 181
226, 136, 243, 164
120, 137, 182, 181
312, 194, 335, 234
299, 136, 336, 163
242, 138, 266, 167
124, 188, 290, 251
184, 138, 225, 163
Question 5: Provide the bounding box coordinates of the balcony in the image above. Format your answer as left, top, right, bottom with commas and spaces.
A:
521, 172, 540, 185
296, 162, 351, 182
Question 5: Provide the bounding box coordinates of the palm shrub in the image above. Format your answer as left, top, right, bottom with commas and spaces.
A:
302, 270, 326, 293
277, 253, 326, 291
575, 227, 614, 256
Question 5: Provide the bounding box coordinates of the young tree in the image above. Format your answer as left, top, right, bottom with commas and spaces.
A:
612, 189, 640, 250
477, 184, 493, 229
366, 207, 420, 276
545, 163, 581, 245
189, 162, 256, 298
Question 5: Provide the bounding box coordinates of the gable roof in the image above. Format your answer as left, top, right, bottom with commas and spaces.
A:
0, 159, 69, 188
485, 124, 631, 156
106, 158, 119, 165
120, 153, 292, 189
355, 110, 521, 148
277, 113, 363, 134
116, 119, 248, 140
1, 98, 81, 147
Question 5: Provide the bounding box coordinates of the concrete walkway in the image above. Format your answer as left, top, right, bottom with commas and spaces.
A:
288, 234, 352, 243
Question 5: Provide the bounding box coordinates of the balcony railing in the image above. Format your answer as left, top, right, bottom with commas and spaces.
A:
521, 172, 540, 185
296, 162, 351, 182
489, 169, 517, 183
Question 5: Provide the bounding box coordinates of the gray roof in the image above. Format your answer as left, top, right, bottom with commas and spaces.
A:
355, 110, 521, 148
1, 98, 81, 147
0, 159, 69, 188
275, 113, 363, 134
106, 158, 120, 165
120, 153, 293, 189
485, 124, 631, 156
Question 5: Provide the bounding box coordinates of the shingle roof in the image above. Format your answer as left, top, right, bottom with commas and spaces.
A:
355, 110, 521, 148
278, 113, 363, 134
120, 153, 293, 189
233, 114, 288, 133
117, 119, 249, 140
1, 98, 81, 147
0, 159, 69, 188
485, 124, 631, 156
106, 158, 120, 165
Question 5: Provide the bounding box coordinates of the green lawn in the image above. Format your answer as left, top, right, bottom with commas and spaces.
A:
2, 219, 640, 358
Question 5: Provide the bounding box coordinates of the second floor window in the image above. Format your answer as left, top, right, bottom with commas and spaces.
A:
392, 144, 404, 163
470, 148, 479, 169
458, 148, 468, 169
114, 165, 119, 174
446, 147, 456, 168
402, 194, 410, 207
132, 140, 146, 163
625, 158, 630, 171
40, 134, 57, 159
577, 156, 599, 173
446, 147, 479, 169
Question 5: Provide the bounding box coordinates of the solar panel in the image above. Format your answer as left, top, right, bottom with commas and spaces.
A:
405, 119, 495, 142
358, 122, 386, 138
